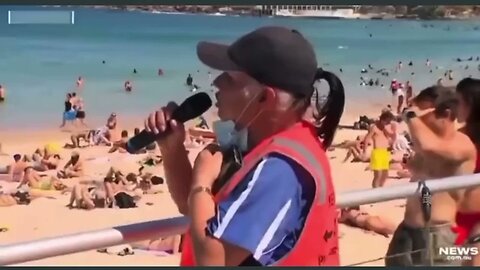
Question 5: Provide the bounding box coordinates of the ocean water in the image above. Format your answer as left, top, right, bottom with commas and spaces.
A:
0, 5, 480, 130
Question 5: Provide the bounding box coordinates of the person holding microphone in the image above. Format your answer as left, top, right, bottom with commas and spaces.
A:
143, 26, 345, 266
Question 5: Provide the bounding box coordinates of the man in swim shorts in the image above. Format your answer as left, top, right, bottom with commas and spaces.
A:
363, 110, 396, 188
385, 86, 477, 266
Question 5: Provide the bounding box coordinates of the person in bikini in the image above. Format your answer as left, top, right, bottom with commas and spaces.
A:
385, 86, 477, 266
66, 166, 143, 210
31, 146, 61, 172
18, 167, 67, 191
339, 206, 396, 238
57, 151, 84, 179
454, 78, 480, 266
363, 110, 396, 188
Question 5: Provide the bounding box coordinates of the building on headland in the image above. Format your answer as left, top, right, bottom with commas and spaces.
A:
260, 5, 362, 19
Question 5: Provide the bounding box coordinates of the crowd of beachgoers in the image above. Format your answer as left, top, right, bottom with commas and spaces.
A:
1, 52, 480, 266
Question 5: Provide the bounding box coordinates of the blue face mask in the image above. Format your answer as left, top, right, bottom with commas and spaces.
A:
213, 91, 263, 152
212, 120, 249, 152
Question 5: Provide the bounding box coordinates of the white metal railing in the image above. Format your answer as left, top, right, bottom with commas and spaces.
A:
1, 173, 480, 266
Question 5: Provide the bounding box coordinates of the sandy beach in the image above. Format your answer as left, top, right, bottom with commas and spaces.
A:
0, 106, 411, 266
1, 6, 479, 266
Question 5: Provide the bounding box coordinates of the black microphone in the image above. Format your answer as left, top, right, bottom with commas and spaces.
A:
125, 92, 212, 154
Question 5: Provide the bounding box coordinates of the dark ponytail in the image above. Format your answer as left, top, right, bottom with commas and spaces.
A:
312, 68, 345, 148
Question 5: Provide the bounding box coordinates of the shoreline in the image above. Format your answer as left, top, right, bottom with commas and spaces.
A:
85, 5, 480, 21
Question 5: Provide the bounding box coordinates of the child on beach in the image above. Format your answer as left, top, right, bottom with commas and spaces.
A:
363, 111, 396, 188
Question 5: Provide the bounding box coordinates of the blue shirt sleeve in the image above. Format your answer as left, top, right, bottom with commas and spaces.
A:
206, 153, 315, 264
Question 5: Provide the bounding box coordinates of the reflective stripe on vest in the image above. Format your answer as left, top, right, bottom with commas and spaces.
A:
272, 137, 327, 204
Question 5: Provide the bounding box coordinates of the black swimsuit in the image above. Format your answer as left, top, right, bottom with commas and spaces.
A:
65, 101, 72, 112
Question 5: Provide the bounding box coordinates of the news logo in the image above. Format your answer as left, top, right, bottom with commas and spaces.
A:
438, 246, 479, 261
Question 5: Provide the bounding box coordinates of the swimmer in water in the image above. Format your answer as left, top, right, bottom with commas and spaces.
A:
133, 68, 137, 74
158, 68, 164, 76
102, 60, 106, 64
124, 81, 133, 92
448, 70, 454, 80
191, 84, 200, 92
437, 78, 444, 86
76, 76, 83, 91
0, 84, 5, 102
186, 74, 193, 86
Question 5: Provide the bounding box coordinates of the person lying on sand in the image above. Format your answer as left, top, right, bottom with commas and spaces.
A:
136, 172, 165, 194
388, 152, 413, 179
339, 206, 396, 238
130, 234, 182, 255
138, 155, 163, 168
91, 126, 112, 146
341, 135, 373, 163
0, 154, 29, 182
17, 167, 67, 191
65, 129, 96, 149
0, 190, 39, 207
57, 151, 84, 179
108, 130, 129, 153
67, 167, 142, 210
66, 183, 107, 210
31, 149, 61, 172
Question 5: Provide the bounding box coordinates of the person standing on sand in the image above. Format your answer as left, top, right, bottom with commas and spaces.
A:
60, 93, 77, 128
405, 81, 414, 107
0, 84, 5, 102
75, 97, 87, 127
453, 78, 480, 266
385, 86, 476, 266
143, 26, 344, 266
362, 110, 396, 188
396, 82, 405, 114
